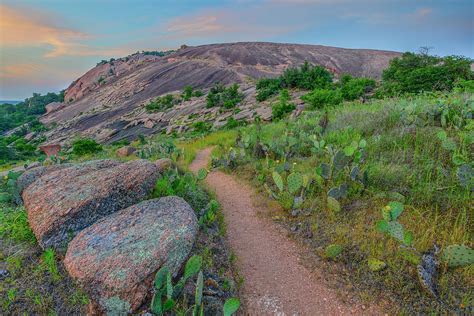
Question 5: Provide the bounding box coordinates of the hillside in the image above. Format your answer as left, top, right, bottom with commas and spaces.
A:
39, 42, 400, 144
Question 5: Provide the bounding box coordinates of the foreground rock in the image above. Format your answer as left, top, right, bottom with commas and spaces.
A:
64, 197, 198, 314
22, 159, 159, 249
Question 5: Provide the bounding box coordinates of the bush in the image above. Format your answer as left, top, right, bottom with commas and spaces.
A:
381, 52, 472, 95
272, 89, 296, 120
145, 94, 177, 112
338, 74, 376, 101
224, 117, 246, 129
281, 61, 333, 90
302, 88, 343, 109
256, 78, 282, 102
182, 86, 194, 101
72, 138, 102, 156
206, 83, 243, 108
193, 121, 211, 133
255, 62, 333, 101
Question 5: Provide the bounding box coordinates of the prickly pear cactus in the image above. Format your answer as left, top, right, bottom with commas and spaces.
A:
456, 164, 473, 189
333, 150, 349, 171
287, 172, 303, 194
272, 171, 284, 192
442, 244, 474, 268
350, 165, 360, 181
318, 163, 331, 180
386, 221, 405, 242
325, 244, 343, 259
197, 168, 208, 181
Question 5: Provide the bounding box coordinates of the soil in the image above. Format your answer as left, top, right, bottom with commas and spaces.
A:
190, 148, 380, 315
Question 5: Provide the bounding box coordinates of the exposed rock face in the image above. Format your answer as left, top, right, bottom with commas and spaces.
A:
22, 159, 159, 249
16, 164, 72, 196
40, 42, 400, 145
116, 145, 136, 157
45, 102, 65, 114
64, 197, 198, 314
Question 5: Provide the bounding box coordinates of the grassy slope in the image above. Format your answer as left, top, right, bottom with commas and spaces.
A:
183, 91, 473, 314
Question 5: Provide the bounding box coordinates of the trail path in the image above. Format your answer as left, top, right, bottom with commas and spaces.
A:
190, 148, 380, 316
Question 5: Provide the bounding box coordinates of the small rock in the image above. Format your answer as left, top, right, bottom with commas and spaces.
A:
155, 158, 174, 173
25, 161, 41, 170
0, 269, 9, 279
39, 144, 61, 157
116, 146, 136, 157
291, 209, 300, 217
64, 197, 198, 315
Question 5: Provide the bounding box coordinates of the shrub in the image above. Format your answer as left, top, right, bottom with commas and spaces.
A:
338, 74, 376, 101
71, 138, 102, 156
381, 52, 473, 95
281, 61, 333, 90
272, 89, 296, 120
206, 83, 243, 108
224, 117, 246, 129
256, 78, 282, 101
193, 121, 211, 133
255, 62, 333, 101
145, 94, 176, 112
193, 90, 204, 97
302, 88, 343, 109
182, 86, 194, 101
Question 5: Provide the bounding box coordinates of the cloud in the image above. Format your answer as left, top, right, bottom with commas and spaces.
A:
0, 5, 129, 58
163, 8, 307, 41
0, 63, 45, 79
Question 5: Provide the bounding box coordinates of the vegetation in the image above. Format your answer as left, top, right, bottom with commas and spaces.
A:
209, 89, 473, 313
256, 62, 333, 101
0, 91, 64, 134
71, 138, 102, 156
271, 89, 296, 120
206, 84, 243, 109
145, 94, 177, 112
380, 52, 472, 96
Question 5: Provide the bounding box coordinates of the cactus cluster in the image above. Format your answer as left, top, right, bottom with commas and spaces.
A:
151, 255, 239, 315
376, 201, 413, 246
267, 170, 306, 211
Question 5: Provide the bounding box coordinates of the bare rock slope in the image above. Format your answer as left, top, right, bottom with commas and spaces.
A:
41, 42, 400, 144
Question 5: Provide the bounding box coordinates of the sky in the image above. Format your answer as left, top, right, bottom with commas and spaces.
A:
0, 0, 473, 100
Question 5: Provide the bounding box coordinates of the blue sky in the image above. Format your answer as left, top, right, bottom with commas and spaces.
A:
1, 0, 473, 99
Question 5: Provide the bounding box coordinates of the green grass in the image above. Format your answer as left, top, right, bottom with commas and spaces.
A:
0, 205, 36, 243
178, 129, 238, 168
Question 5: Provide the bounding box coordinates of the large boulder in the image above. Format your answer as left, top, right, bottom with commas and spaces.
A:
64, 197, 198, 314
22, 159, 159, 249
16, 163, 73, 196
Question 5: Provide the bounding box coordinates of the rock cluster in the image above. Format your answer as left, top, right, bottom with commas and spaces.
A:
18, 159, 198, 313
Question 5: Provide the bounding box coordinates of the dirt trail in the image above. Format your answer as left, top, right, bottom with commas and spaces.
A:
190, 148, 380, 316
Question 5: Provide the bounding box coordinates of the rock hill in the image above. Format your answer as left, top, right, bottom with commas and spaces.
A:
40, 42, 400, 144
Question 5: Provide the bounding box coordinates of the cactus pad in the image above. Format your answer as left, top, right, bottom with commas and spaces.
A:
325, 244, 343, 259
456, 164, 473, 189
196, 168, 208, 181
442, 244, 474, 268
327, 196, 340, 213
333, 150, 349, 171
272, 171, 284, 192
287, 172, 303, 194
368, 258, 386, 272
386, 221, 404, 241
